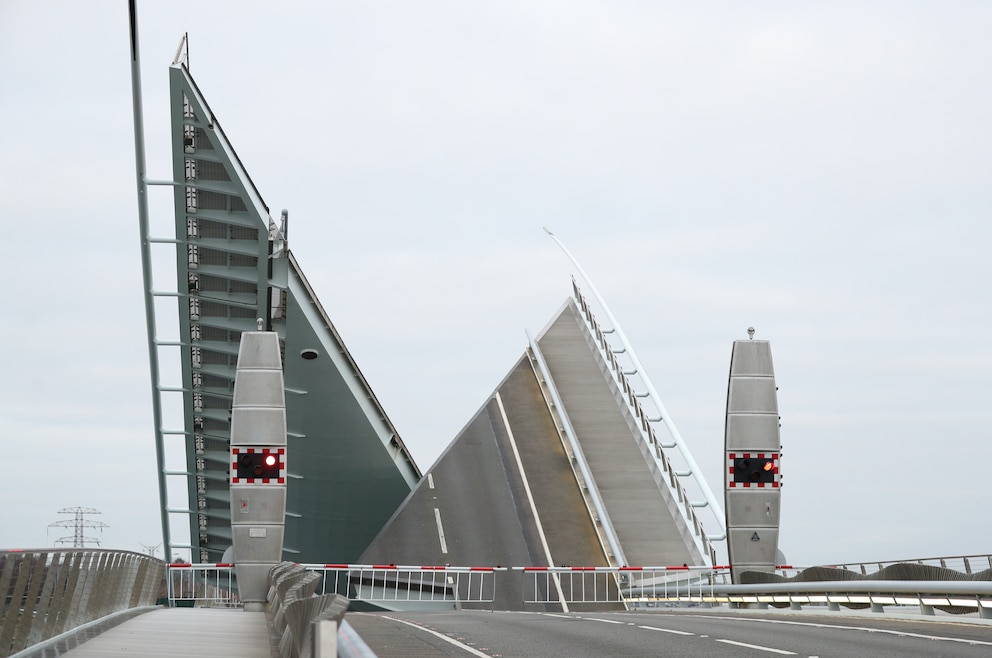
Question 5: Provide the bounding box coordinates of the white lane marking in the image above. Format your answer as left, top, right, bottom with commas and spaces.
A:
589, 617, 625, 624
715, 639, 796, 655
382, 616, 491, 657
637, 625, 694, 636
686, 614, 992, 647
495, 391, 568, 612
428, 472, 435, 489
543, 613, 572, 619
433, 507, 448, 554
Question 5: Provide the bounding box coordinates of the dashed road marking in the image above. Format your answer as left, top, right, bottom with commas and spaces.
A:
433, 507, 448, 554
715, 638, 796, 655
637, 625, 694, 636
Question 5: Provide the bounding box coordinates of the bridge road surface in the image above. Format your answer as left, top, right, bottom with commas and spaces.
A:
344, 609, 992, 657
57, 608, 277, 657
359, 357, 613, 610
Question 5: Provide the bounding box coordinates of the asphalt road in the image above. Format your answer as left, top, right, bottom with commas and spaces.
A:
344, 608, 992, 657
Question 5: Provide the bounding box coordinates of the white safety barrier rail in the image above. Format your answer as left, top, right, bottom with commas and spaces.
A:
166, 563, 239, 607
163, 561, 992, 620
302, 564, 505, 610
516, 566, 733, 607
704, 579, 992, 618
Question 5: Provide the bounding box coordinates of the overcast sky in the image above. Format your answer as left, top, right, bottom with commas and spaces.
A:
2, 1, 989, 568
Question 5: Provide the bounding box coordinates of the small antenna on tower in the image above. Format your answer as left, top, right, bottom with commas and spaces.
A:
172, 32, 189, 67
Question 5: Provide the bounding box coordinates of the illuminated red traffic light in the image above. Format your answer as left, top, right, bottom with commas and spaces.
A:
733, 457, 777, 484
234, 450, 282, 482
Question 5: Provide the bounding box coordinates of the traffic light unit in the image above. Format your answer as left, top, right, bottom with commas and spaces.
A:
728, 452, 779, 488
231, 447, 285, 484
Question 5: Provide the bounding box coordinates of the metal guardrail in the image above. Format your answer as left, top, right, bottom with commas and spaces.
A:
570, 280, 722, 563
268, 562, 350, 658
517, 566, 729, 607
6, 554, 989, 657
165, 563, 504, 610
160, 560, 992, 622
308, 564, 503, 610
167, 562, 992, 614
516, 563, 992, 618
823, 553, 992, 576
694, 580, 992, 618
166, 562, 239, 607
0, 549, 164, 656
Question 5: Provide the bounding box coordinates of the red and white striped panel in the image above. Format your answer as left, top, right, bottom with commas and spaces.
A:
230, 447, 286, 485
727, 452, 780, 488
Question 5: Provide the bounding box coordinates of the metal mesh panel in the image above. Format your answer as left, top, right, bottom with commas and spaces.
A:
198, 219, 229, 239
195, 220, 258, 241
196, 160, 230, 181
202, 349, 235, 366
199, 301, 229, 317
194, 127, 214, 150
229, 306, 257, 319
201, 393, 229, 410
199, 248, 230, 266
197, 190, 228, 210
230, 225, 258, 240
201, 418, 228, 432
200, 327, 239, 343
198, 274, 229, 292
201, 373, 233, 389
230, 280, 257, 294
230, 196, 248, 212
229, 253, 258, 268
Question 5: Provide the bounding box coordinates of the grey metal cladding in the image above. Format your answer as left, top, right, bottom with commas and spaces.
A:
232, 370, 287, 408
235, 333, 284, 370
727, 377, 779, 414
725, 490, 780, 528
229, 486, 288, 524
725, 414, 780, 451
230, 408, 287, 445
730, 340, 775, 377
727, 527, 780, 565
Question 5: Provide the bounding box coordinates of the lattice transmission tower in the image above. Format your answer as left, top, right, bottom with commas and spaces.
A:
139, 542, 161, 558
48, 507, 109, 547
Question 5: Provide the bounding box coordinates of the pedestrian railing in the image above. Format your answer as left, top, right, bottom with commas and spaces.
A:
304, 564, 504, 609
701, 579, 992, 618
166, 562, 239, 607
825, 553, 992, 577
162, 560, 992, 620
516, 566, 731, 606
0, 549, 164, 656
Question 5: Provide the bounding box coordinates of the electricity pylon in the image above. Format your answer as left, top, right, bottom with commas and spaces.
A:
49, 507, 109, 547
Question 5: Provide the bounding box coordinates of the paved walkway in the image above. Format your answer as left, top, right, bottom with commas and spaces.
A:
60, 608, 275, 657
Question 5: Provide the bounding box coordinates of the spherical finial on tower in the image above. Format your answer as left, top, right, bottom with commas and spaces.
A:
747, 326, 755, 340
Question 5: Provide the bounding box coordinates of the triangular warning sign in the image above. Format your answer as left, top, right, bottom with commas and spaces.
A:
751, 532, 761, 542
